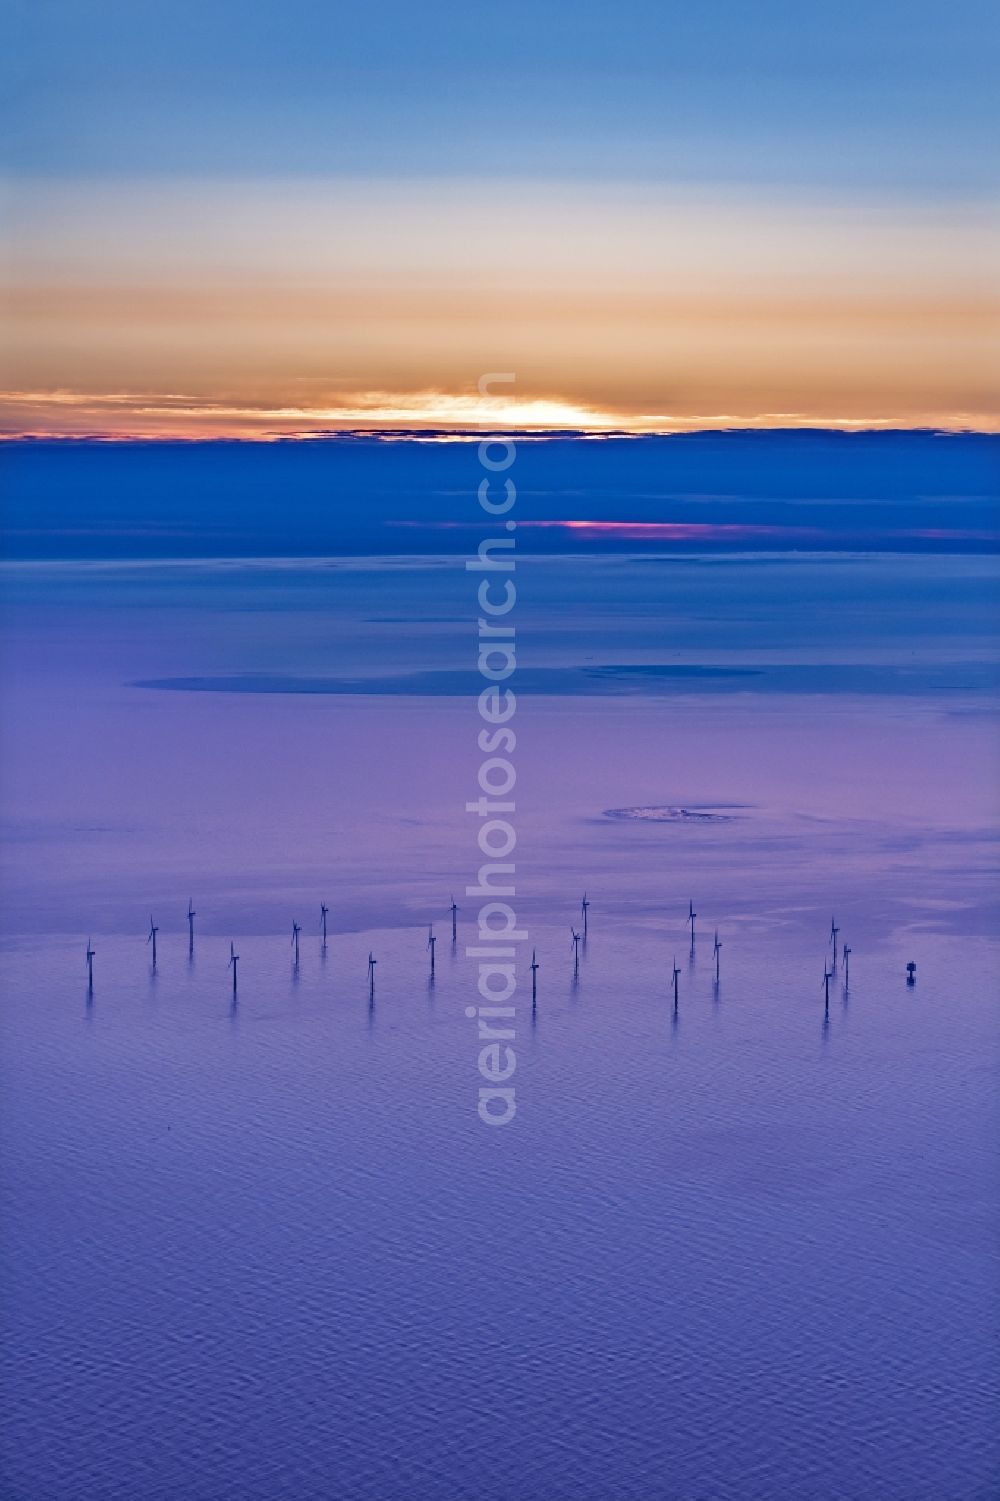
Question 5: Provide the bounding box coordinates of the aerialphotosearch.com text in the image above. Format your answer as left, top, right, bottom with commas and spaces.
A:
465, 373, 524, 1126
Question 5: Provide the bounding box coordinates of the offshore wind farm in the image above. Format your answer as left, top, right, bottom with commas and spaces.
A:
83, 896, 872, 1013
1, 545, 997, 1501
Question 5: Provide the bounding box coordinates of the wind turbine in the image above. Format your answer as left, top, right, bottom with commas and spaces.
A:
843, 944, 851, 987
713, 929, 722, 983
85, 938, 96, 994
530, 949, 539, 1009
688, 899, 697, 947
571, 928, 582, 974
427, 924, 437, 976
320, 903, 329, 947
581, 893, 590, 937
187, 899, 196, 956
368, 951, 377, 998
291, 921, 301, 967
823, 966, 832, 1015
829, 917, 840, 968
147, 915, 158, 970
229, 942, 239, 995
449, 895, 459, 944
672, 956, 681, 1011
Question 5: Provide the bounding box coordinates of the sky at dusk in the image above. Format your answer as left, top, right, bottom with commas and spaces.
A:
2, 0, 998, 436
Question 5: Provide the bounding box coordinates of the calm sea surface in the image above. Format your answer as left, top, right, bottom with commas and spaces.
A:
1, 554, 998, 1500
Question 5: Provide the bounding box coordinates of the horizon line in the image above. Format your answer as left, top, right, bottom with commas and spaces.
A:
3, 424, 998, 446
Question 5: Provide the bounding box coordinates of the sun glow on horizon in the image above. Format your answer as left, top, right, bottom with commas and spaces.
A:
4, 179, 998, 441
2, 387, 996, 440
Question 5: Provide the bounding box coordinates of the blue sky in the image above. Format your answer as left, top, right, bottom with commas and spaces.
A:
5, 0, 997, 190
